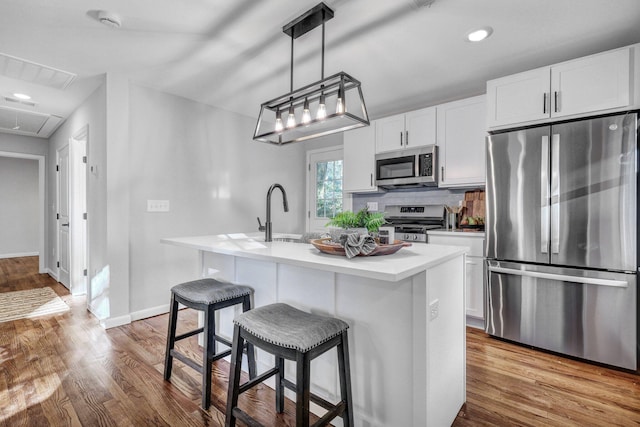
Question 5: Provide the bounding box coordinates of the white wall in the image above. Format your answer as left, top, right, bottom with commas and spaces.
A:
0, 157, 39, 256
128, 84, 338, 313
46, 74, 342, 325
48, 78, 107, 306
0, 133, 48, 156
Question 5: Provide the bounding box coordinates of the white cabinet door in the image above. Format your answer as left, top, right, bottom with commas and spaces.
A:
404, 106, 436, 149
437, 95, 487, 188
486, 67, 550, 128
376, 107, 437, 153
465, 256, 484, 319
551, 48, 630, 117
428, 234, 485, 321
375, 114, 405, 153
343, 126, 377, 193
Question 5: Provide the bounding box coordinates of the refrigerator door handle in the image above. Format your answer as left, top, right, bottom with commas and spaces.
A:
550, 133, 560, 254
488, 266, 628, 288
541, 136, 549, 254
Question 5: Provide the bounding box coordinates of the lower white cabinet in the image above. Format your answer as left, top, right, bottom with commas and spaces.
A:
428, 232, 485, 323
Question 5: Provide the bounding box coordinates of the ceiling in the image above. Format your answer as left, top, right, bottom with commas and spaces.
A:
1, 0, 640, 138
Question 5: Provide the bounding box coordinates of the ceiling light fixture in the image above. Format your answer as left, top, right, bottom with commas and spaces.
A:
466, 26, 493, 42
253, 2, 369, 145
12, 93, 31, 100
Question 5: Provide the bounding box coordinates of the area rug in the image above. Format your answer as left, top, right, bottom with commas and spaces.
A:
0, 287, 69, 323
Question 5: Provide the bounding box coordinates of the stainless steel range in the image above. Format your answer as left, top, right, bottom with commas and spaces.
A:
385, 204, 446, 243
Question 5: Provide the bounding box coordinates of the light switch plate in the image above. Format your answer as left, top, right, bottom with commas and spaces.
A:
366, 201, 379, 211
147, 200, 170, 212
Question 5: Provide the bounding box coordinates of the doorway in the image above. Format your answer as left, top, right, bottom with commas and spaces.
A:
56, 126, 88, 296
0, 151, 45, 273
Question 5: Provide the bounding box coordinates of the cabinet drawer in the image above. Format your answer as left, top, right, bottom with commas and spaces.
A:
428, 234, 484, 257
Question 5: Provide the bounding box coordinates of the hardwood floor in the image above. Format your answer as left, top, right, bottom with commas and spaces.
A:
1, 256, 639, 426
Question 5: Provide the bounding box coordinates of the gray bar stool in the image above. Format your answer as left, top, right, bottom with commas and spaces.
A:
164, 278, 256, 409
225, 303, 353, 427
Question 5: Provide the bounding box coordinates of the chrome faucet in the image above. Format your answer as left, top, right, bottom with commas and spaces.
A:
257, 183, 289, 242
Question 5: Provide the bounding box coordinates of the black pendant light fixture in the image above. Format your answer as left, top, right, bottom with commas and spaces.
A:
253, 2, 369, 145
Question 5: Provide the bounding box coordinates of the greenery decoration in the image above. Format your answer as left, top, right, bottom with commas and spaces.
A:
326, 207, 387, 232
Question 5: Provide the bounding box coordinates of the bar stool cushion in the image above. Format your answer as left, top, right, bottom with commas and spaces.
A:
234, 303, 349, 353
171, 278, 252, 305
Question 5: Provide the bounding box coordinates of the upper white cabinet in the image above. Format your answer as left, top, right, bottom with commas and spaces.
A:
487, 46, 632, 128
343, 125, 377, 193
437, 95, 487, 188
375, 106, 436, 153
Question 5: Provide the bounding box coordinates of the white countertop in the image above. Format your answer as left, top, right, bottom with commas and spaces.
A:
427, 229, 485, 237
161, 232, 467, 282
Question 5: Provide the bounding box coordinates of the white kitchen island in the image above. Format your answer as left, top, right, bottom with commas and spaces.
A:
161, 233, 467, 427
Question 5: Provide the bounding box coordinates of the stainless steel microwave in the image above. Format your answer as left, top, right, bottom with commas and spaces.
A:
375, 145, 438, 189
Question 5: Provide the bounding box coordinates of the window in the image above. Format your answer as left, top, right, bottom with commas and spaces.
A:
307, 147, 343, 232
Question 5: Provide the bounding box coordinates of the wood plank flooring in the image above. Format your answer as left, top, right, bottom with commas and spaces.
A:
2, 256, 640, 426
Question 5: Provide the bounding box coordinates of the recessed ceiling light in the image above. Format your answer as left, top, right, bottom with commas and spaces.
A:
466, 26, 493, 42
13, 92, 31, 100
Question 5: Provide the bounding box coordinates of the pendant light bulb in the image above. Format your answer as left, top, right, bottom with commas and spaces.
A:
302, 98, 311, 124
286, 104, 296, 128
274, 109, 284, 132
336, 85, 346, 114
317, 94, 327, 120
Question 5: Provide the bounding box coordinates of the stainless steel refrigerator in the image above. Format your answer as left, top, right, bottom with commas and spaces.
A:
485, 112, 638, 370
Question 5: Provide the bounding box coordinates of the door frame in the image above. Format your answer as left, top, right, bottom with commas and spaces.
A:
305, 146, 345, 232
69, 126, 89, 296
0, 151, 46, 273
56, 144, 71, 289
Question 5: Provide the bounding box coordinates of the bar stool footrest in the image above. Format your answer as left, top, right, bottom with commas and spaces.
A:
232, 407, 264, 427
239, 367, 280, 394
311, 401, 346, 427
175, 327, 204, 341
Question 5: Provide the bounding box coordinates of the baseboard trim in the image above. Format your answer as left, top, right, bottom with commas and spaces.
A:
101, 314, 132, 330
46, 269, 59, 281
466, 315, 485, 329
0, 252, 39, 259
130, 304, 170, 322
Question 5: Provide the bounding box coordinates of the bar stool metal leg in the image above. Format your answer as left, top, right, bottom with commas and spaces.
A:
225, 325, 244, 427
164, 293, 179, 381
338, 330, 354, 427
276, 356, 285, 413
296, 352, 311, 427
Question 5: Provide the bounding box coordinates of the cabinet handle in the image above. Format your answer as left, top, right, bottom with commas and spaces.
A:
400, 132, 403, 146
543, 93, 547, 114
370, 173, 373, 187
441, 166, 445, 182
554, 91, 559, 113
405, 131, 409, 146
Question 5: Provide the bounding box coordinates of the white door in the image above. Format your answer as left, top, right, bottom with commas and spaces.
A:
57, 145, 70, 288
70, 130, 88, 296
307, 147, 344, 232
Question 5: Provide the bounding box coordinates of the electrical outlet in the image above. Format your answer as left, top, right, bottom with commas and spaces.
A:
429, 299, 439, 321
147, 200, 170, 212
366, 201, 379, 211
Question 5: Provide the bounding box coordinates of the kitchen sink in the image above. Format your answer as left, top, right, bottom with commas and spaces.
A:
271, 237, 305, 243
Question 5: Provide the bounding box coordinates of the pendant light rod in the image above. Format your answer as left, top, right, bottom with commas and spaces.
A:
321, 21, 325, 80
290, 36, 294, 92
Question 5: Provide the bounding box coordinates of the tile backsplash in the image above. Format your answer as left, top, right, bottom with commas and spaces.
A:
352, 187, 483, 213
